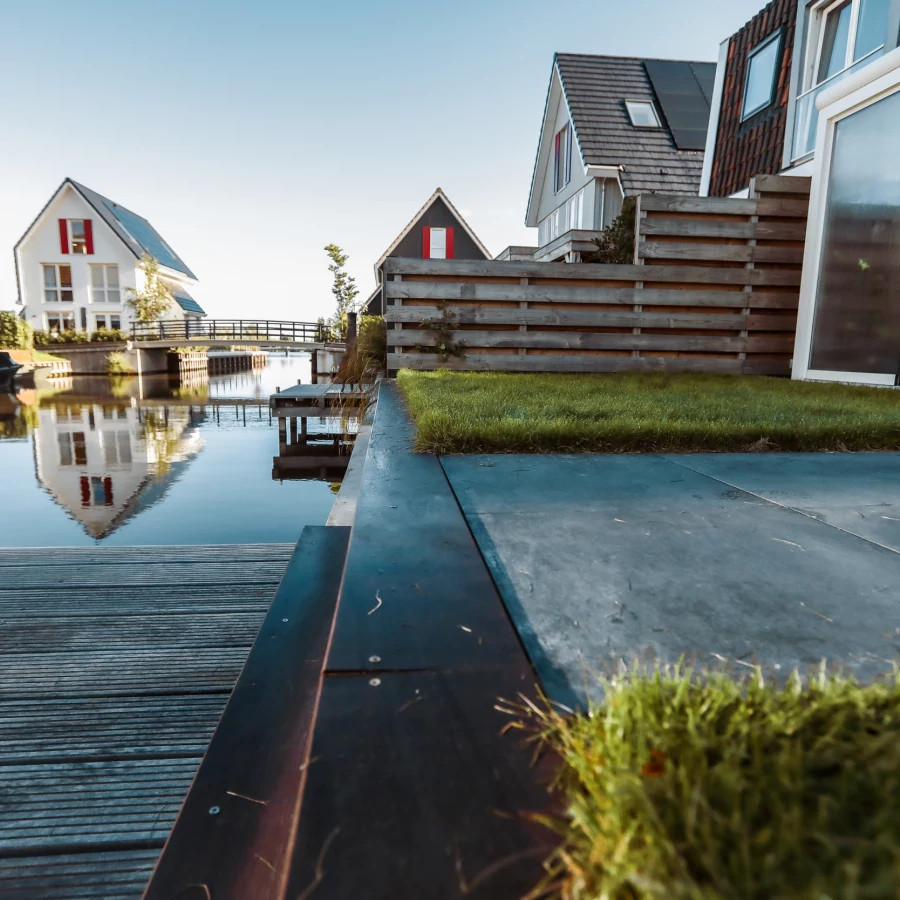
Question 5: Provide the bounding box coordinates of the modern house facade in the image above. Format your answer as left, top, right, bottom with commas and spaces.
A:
525, 53, 717, 262
14, 179, 206, 336
362, 188, 491, 316
702, 0, 900, 385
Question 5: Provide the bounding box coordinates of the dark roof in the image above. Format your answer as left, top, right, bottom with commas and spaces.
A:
555, 54, 716, 196
165, 282, 206, 316
69, 180, 198, 279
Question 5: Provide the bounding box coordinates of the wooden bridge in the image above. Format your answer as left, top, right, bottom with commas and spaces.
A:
131, 319, 346, 350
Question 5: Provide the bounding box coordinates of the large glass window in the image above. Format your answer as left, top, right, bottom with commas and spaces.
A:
90, 265, 120, 304
854, 0, 891, 59
47, 312, 76, 334
817, 1, 854, 82
742, 32, 782, 119
809, 88, 900, 374
43, 264, 73, 302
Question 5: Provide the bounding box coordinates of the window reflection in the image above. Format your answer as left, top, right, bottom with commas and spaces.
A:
810, 88, 900, 374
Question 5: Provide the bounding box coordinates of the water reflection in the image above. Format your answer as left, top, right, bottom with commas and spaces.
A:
0, 356, 356, 546
33, 400, 203, 539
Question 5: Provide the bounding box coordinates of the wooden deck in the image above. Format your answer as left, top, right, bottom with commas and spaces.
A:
0, 543, 294, 900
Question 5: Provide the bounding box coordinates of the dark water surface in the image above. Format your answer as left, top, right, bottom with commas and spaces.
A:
0, 355, 349, 547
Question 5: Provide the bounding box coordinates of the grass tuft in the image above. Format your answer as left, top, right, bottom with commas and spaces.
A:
397, 370, 900, 454
526, 664, 900, 899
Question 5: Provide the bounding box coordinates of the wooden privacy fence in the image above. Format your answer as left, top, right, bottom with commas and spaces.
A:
385, 174, 811, 376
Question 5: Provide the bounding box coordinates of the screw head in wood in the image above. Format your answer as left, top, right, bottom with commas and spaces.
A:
209, 806, 220, 815
369, 678, 381, 687
369, 655, 381, 663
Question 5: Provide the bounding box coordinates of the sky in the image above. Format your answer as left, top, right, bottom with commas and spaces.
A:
1, 0, 768, 324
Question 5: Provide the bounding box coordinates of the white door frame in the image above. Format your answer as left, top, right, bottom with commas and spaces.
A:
792, 46, 900, 384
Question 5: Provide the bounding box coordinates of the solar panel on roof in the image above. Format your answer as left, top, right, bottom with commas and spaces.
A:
103, 201, 188, 275
643, 60, 716, 152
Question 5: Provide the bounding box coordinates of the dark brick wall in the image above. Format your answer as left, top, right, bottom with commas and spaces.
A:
709, 0, 798, 197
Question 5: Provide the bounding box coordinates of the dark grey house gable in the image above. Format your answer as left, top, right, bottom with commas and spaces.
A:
389, 196, 487, 261
364, 189, 490, 315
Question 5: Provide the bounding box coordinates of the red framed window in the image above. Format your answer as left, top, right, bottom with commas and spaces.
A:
58, 218, 94, 254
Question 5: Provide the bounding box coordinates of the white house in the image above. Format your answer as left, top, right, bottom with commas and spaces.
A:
14, 178, 206, 336
526, 54, 717, 262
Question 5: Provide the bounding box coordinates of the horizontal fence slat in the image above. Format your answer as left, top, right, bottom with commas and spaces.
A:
383, 258, 801, 286
638, 242, 805, 265
386, 306, 796, 332
389, 330, 796, 354
386, 281, 798, 308
751, 174, 812, 195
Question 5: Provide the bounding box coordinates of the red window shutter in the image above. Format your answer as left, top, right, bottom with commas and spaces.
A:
446, 226, 455, 259
84, 219, 94, 254
59, 219, 69, 254
79, 476, 90, 507
103, 477, 113, 506
422, 227, 431, 259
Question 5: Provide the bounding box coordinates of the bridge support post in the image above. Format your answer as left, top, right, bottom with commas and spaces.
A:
311, 350, 318, 385
347, 312, 357, 347
278, 417, 287, 454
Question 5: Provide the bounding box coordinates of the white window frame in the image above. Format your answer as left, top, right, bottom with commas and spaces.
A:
429, 227, 447, 259
68, 219, 88, 254
46, 311, 76, 334
792, 48, 900, 385
42, 264, 74, 304
625, 100, 662, 128
553, 122, 573, 193
94, 313, 122, 331
803, 0, 886, 94
741, 30, 784, 120
90, 264, 120, 304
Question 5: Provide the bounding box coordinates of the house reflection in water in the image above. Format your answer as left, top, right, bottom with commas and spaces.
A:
33, 401, 203, 539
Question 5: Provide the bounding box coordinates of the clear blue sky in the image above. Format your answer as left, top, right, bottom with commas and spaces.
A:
1, 0, 766, 323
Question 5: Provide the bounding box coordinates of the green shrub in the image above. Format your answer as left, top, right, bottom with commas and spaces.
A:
334, 315, 385, 386
0, 310, 33, 350
32, 329, 50, 347
47, 329, 90, 345
106, 351, 134, 375
90, 328, 129, 343
585, 195, 637, 264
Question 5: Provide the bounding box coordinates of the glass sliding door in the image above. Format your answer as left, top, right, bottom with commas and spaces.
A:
809, 88, 900, 375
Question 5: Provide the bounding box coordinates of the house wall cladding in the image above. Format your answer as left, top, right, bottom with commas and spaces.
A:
385, 176, 809, 377
708, 0, 798, 198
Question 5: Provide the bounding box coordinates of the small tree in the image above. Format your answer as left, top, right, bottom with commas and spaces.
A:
585, 196, 638, 265
0, 311, 33, 350
126, 253, 174, 324
324, 244, 359, 340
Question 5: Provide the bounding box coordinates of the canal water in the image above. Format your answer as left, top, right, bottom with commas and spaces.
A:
0, 355, 353, 547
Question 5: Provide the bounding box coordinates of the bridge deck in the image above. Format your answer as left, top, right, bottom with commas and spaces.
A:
0, 543, 294, 899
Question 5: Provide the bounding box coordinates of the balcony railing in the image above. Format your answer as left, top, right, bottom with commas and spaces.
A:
792, 48, 885, 162
131, 319, 336, 344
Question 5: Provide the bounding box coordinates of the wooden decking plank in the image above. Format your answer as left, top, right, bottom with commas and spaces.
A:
0, 612, 264, 652
0, 561, 289, 588
0, 585, 274, 617
0, 695, 226, 762
0, 648, 249, 699
0, 849, 160, 900
0, 544, 295, 567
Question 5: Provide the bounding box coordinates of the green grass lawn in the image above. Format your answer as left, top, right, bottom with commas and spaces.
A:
397, 370, 900, 454
523, 666, 900, 899
31, 349, 67, 363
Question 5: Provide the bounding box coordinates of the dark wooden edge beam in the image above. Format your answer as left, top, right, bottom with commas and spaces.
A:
142, 526, 351, 900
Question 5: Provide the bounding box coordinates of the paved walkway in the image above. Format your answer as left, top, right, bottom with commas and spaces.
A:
441, 453, 900, 708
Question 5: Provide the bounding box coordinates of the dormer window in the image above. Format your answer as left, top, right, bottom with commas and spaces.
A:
625, 100, 661, 128
742, 31, 783, 120
554, 122, 573, 193
58, 218, 94, 255
422, 226, 455, 259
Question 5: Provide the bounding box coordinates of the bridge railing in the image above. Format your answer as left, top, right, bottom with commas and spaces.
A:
131, 319, 337, 344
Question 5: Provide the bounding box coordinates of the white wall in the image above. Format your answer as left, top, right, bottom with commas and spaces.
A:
16, 184, 197, 334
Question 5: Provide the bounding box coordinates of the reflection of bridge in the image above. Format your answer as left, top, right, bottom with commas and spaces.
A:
131, 319, 346, 350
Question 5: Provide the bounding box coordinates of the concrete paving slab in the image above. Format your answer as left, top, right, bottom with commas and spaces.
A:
441, 454, 900, 709
666, 453, 900, 553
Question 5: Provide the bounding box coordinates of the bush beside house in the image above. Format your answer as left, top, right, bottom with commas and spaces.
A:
0, 311, 33, 350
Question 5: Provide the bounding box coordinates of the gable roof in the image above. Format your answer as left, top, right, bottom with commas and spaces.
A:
373, 188, 491, 281
527, 54, 717, 223
15, 178, 197, 280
